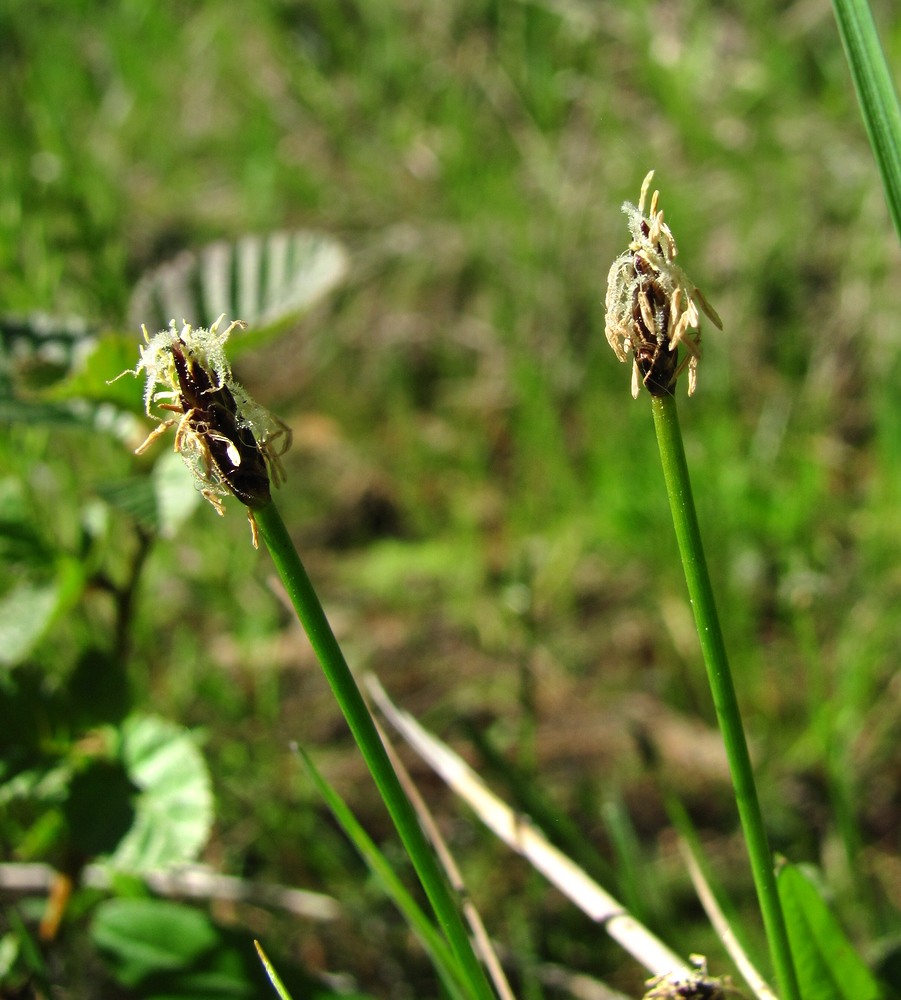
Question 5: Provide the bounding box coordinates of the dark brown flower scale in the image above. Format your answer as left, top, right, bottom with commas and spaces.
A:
605, 171, 722, 399
120, 315, 292, 547
629, 246, 679, 397
166, 337, 272, 508
642, 957, 735, 1000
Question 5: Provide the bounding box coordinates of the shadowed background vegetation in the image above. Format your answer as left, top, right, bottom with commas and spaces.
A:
3, 1, 901, 996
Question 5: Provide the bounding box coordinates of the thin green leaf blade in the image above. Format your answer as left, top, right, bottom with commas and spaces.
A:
831, 0, 901, 242
254, 940, 294, 1000
298, 747, 470, 1000
776, 861, 883, 1000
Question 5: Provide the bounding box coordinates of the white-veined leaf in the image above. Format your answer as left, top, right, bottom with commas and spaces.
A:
128, 230, 348, 340
108, 715, 213, 873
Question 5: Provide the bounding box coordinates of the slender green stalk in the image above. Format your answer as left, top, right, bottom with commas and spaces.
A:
831, 0, 901, 244
651, 395, 800, 1000
299, 746, 470, 1000
253, 501, 495, 1000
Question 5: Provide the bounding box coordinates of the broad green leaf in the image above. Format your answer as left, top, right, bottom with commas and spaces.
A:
777, 861, 882, 1000
41, 332, 144, 408
0, 556, 83, 669
108, 715, 213, 872
92, 898, 350, 1000
0, 582, 60, 668
91, 898, 220, 987
98, 451, 201, 537
128, 230, 348, 344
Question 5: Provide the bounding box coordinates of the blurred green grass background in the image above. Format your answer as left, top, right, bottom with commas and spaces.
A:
3, 0, 901, 994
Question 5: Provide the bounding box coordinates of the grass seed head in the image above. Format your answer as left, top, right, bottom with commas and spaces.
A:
119, 314, 292, 546
605, 171, 722, 398
643, 956, 737, 1000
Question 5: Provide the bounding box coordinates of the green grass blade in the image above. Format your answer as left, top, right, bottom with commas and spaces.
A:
254, 501, 495, 1000
601, 796, 657, 931
651, 395, 800, 1000
254, 940, 294, 1000
298, 747, 470, 1000
831, 0, 901, 242
776, 862, 883, 1000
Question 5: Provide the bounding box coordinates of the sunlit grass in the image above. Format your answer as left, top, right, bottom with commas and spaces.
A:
4, 0, 901, 992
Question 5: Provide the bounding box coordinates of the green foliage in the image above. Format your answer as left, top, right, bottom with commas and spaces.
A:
777, 861, 885, 1000
92, 899, 355, 1000
2, 0, 901, 995
0, 472, 87, 666
255, 504, 495, 1000
255, 940, 297, 1000
0, 221, 350, 991
299, 747, 470, 1000
831, 0, 901, 242
129, 230, 348, 343
110, 716, 214, 872
0, 711, 212, 869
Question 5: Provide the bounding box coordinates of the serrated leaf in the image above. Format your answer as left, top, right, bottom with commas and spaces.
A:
127, 230, 348, 343
108, 716, 213, 872
776, 861, 883, 1000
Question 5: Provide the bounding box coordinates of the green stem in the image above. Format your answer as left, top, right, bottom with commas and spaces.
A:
651, 395, 800, 1000
254, 501, 495, 1000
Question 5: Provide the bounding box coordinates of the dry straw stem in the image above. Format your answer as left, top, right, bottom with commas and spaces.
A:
0, 862, 339, 923
371, 714, 516, 1000
364, 674, 692, 983
678, 842, 777, 1000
